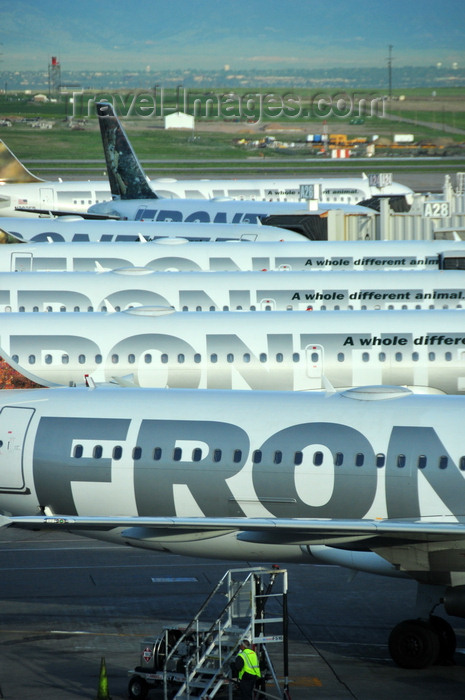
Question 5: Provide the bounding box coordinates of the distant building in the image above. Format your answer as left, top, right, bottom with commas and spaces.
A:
164, 111, 194, 130
33, 93, 49, 102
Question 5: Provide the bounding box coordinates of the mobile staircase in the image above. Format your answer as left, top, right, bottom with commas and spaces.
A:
128, 566, 289, 699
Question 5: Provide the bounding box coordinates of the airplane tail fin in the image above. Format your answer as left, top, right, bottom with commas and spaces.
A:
0, 139, 44, 184
96, 102, 158, 201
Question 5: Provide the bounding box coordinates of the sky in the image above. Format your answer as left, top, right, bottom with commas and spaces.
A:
2, 0, 465, 73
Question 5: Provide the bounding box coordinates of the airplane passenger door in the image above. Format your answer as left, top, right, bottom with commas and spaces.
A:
0, 407, 35, 492
40, 188, 54, 206
305, 344, 324, 389
11, 252, 33, 271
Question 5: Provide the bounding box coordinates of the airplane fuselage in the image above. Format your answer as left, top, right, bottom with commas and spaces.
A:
2, 308, 465, 394
0, 269, 464, 313
1, 238, 461, 272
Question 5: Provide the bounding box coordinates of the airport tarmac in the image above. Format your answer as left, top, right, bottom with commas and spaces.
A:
1, 527, 465, 699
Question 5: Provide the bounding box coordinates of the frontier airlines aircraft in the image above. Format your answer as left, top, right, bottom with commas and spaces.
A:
1, 384, 465, 669
1, 308, 465, 393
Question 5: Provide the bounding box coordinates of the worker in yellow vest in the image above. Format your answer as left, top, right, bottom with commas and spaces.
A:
231, 639, 261, 699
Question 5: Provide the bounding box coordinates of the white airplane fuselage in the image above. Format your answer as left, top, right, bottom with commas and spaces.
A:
0, 269, 464, 313
2, 238, 462, 272
2, 308, 465, 394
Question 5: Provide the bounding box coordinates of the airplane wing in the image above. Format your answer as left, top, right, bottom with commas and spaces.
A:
2, 514, 464, 545
14, 207, 120, 219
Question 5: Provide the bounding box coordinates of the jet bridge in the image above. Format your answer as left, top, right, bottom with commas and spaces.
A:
127, 566, 289, 699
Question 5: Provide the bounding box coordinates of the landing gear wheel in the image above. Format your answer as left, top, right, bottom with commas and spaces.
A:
388, 619, 440, 669
430, 615, 456, 665
128, 675, 148, 699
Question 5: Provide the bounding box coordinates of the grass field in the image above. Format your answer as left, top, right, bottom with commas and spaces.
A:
0, 87, 464, 176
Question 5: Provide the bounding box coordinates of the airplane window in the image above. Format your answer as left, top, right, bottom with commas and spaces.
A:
355, 453, 364, 467
209, 306, 215, 312
401, 305, 408, 310
445, 352, 452, 362
236, 306, 243, 310
418, 455, 427, 469
111, 354, 119, 364
252, 450, 262, 464
397, 454, 406, 468
361, 305, 367, 310
46, 306, 52, 312
260, 353, 267, 363
113, 446, 122, 460
294, 451, 303, 465
192, 448, 202, 462
387, 305, 394, 310
33, 306, 39, 312
95, 354, 102, 364
153, 447, 162, 460
439, 456, 448, 470
73, 444, 83, 458
28, 355, 36, 365
429, 305, 434, 309
233, 449, 242, 463
443, 304, 449, 309
78, 354, 85, 364
274, 451, 282, 465
223, 306, 229, 311
334, 305, 340, 310
74, 306, 80, 312
88, 306, 93, 312
213, 449, 222, 462
227, 353, 234, 363
128, 354, 135, 364
460, 457, 465, 471
194, 353, 201, 363
45, 354, 52, 365
243, 353, 251, 363
293, 353, 299, 362
250, 305, 256, 311
376, 453, 385, 468
161, 354, 168, 364
310, 352, 318, 363
415, 305, 422, 309
321, 305, 327, 310
133, 447, 142, 460
115, 306, 121, 312
196, 306, 202, 312
265, 305, 272, 311
348, 305, 354, 310
145, 354, 152, 364
362, 352, 369, 363
173, 447, 182, 461
12, 355, 18, 363
334, 452, 344, 466
428, 352, 436, 361
313, 451, 323, 466
337, 353, 344, 362
182, 306, 188, 312
395, 352, 402, 362
378, 352, 386, 362
210, 354, 218, 363
19, 306, 25, 312
101, 306, 107, 312
412, 352, 419, 362
276, 353, 283, 363
93, 445, 103, 459
178, 354, 185, 364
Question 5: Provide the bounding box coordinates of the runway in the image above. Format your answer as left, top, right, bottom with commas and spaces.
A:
1, 527, 465, 699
